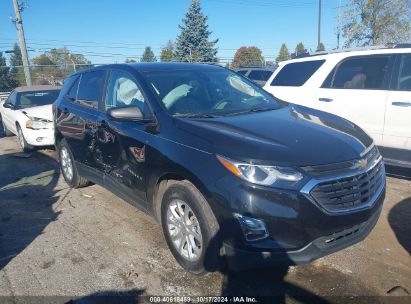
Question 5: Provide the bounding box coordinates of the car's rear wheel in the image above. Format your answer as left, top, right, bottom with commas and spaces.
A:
1, 117, 13, 137
59, 140, 89, 188
17, 125, 32, 152
161, 180, 222, 274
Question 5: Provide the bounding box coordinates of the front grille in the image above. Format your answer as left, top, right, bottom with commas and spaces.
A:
310, 161, 384, 212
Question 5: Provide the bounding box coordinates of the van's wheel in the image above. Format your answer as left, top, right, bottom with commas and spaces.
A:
59, 140, 89, 188
1, 117, 13, 137
17, 125, 32, 152
161, 180, 221, 274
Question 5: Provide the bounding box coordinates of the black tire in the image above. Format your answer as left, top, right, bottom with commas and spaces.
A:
58, 140, 89, 188
160, 180, 222, 274
1, 117, 13, 137
16, 125, 32, 152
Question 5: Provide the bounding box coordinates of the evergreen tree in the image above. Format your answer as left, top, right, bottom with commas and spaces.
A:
141, 46, 157, 62
9, 43, 25, 86
317, 42, 325, 52
276, 44, 290, 63
295, 42, 306, 56
231, 46, 264, 69
160, 41, 175, 62
175, 0, 218, 62
0, 52, 15, 91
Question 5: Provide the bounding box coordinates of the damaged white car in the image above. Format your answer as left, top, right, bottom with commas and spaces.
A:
0, 85, 61, 151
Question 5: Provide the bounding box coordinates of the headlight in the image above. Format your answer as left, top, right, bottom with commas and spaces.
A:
217, 155, 306, 189
26, 117, 52, 130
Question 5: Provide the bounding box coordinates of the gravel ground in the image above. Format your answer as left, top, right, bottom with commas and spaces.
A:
0, 132, 410, 304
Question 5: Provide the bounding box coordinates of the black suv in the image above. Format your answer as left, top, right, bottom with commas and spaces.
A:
54, 63, 386, 273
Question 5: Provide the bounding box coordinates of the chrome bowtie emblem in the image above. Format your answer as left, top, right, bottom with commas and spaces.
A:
357, 159, 368, 170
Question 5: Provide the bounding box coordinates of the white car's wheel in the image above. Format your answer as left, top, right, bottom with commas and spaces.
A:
17, 125, 32, 152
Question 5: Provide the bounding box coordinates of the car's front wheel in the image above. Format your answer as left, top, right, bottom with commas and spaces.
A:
58, 140, 89, 188
161, 180, 221, 274
17, 125, 32, 152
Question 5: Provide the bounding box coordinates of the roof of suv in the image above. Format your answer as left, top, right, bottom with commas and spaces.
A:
71, 62, 225, 76
280, 47, 411, 65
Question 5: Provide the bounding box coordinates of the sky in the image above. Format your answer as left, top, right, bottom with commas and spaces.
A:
0, 0, 345, 65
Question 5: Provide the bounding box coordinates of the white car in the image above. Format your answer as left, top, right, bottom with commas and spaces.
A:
264, 45, 411, 168
0, 85, 61, 151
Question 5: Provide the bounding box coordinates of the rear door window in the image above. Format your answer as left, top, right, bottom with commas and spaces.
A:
270, 60, 325, 87
77, 70, 107, 109
323, 55, 391, 90
237, 70, 249, 76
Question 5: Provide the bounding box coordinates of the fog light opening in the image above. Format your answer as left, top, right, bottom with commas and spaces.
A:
234, 213, 269, 242
36, 137, 43, 143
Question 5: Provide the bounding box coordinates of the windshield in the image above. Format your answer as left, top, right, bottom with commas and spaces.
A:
16, 90, 60, 109
141, 68, 283, 117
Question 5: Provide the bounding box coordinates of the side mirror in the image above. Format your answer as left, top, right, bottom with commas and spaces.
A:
3, 102, 14, 109
107, 105, 147, 121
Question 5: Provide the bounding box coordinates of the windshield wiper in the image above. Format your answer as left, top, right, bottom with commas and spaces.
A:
174, 113, 219, 118
224, 107, 277, 116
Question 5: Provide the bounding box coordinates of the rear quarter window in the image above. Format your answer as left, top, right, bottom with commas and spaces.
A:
270, 60, 325, 87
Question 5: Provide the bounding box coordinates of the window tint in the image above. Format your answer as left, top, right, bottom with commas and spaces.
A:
270, 60, 325, 87
77, 70, 106, 109
328, 56, 390, 90
248, 70, 273, 81
397, 54, 411, 91
105, 70, 149, 116
67, 77, 80, 101
237, 70, 248, 76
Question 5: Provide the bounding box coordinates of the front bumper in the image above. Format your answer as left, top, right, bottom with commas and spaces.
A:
209, 161, 386, 271
223, 193, 383, 271
22, 126, 55, 146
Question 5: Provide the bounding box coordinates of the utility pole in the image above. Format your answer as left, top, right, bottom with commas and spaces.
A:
11, 0, 32, 86
337, 0, 342, 49
317, 0, 322, 51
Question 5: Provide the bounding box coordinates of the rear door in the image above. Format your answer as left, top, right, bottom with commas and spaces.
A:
56, 70, 107, 168
314, 55, 394, 146
382, 53, 411, 165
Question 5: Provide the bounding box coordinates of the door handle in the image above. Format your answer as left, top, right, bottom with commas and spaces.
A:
319, 97, 334, 102
392, 101, 411, 107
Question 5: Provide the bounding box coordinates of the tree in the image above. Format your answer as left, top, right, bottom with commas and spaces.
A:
141, 46, 157, 62
160, 40, 175, 62
125, 59, 136, 63
295, 42, 306, 56
276, 43, 290, 63
231, 46, 264, 69
175, 0, 218, 62
31, 47, 91, 84
317, 42, 325, 52
0, 52, 16, 91
9, 43, 25, 86
342, 0, 410, 47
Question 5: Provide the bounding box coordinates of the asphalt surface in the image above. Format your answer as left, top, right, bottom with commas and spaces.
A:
0, 129, 410, 303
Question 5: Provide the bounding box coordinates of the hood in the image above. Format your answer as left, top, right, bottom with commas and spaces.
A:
20, 104, 53, 121
175, 104, 373, 167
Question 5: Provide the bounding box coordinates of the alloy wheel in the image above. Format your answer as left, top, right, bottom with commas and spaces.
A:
166, 199, 203, 262
60, 147, 74, 181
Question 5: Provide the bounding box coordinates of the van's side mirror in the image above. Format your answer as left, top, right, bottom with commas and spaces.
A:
3, 102, 14, 109
107, 106, 147, 122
